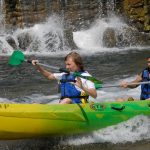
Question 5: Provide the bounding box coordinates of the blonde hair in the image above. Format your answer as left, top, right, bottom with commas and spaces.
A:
65, 51, 84, 71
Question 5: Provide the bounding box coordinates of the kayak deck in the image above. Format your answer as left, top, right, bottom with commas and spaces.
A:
0, 100, 149, 140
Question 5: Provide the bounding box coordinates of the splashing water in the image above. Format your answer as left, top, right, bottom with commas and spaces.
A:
0, 0, 5, 34
0, 14, 148, 56
14, 15, 67, 53
96, 76, 141, 102
62, 115, 150, 145
0, 15, 69, 55
73, 15, 145, 53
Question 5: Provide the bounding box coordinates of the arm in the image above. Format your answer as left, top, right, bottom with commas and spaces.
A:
75, 77, 97, 98
32, 60, 56, 80
81, 86, 97, 98
120, 74, 142, 89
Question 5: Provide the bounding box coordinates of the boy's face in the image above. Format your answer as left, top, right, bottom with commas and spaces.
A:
65, 57, 78, 72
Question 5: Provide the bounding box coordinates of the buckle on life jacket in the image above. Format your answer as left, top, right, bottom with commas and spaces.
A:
80, 92, 89, 104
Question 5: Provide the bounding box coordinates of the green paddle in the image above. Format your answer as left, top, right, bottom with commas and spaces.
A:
8, 50, 25, 66
9, 50, 149, 90
8, 50, 103, 88
8, 50, 69, 73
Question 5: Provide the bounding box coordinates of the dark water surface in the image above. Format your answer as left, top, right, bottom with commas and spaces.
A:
0, 138, 149, 150
0, 49, 149, 99
0, 49, 150, 149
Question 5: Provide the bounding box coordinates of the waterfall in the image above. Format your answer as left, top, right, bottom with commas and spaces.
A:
0, 14, 70, 55
0, 0, 13, 54
0, 0, 5, 34
73, 0, 147, 51
106, 0, 115, 15
73, 16, 128, 51
0, 0, 149, 55
98, 0, 116, 18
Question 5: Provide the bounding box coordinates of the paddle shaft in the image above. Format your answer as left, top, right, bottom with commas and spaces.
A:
101, 81, 150, 88
26, 60, 102, 83
26, 60, 69, 73
9, 50, 102, 84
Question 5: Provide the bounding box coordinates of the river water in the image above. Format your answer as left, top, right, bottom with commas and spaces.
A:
0, 48, 150, 150
0, 16, 150, 150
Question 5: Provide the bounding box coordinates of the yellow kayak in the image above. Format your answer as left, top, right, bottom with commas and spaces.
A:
0, 100, 149, 140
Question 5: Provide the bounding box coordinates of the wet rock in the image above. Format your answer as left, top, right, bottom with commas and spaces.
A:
3, 0, 150, 49
17, 32, 33, 50
102, 28, 117, 48
3, 0, 150, 34
116, 27, 150, 47
123, 0, 150, 32
64, 29, 77, 50
6, 36, 18, 49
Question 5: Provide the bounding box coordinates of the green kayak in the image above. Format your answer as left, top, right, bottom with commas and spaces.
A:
0, 100, 149, 140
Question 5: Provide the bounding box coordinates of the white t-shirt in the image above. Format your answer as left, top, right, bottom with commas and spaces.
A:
53, 71, 95, 92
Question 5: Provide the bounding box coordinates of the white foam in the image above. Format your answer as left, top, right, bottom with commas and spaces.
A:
0, 15, 149, 56
73, 16, 126, 49
0, 15, 68, 56
0, 97, 14, 103
62, 115, 150, 145
10, 93, 60, 104
94, 76, 140, 102
73, 16, 150, 55
61, 76, 149, 145
14, 15, 66, 53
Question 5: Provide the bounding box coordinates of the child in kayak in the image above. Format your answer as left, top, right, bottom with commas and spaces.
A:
32, 51, 97, 104
120, 56, 150, 100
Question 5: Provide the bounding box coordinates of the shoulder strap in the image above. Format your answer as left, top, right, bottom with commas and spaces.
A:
142, 68, 150, 79
147, 67, 150, 73
60, 73, 76, 83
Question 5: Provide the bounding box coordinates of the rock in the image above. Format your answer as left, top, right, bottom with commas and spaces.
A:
6, 36, 18, 49
102, 28, 117, 48
64, 29, 77, 50
17, 32, 33, 50
3, 0, 150, 49
123, 0, 150, 32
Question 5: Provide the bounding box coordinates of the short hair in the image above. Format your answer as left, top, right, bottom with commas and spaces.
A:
65, 51, 84, 71
147, 56, 150, 59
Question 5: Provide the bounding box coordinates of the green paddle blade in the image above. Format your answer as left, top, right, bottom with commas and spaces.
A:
73, 72, 103, 85
94, 83, 103, 89
8, 50, 25, 66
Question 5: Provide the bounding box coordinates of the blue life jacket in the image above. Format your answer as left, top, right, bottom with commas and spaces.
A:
141, 68, 150, 100
60, 73, 88, 103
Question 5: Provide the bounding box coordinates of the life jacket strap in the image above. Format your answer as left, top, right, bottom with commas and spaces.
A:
142, 92, 150, 94
60, 79, 76, 83
60, 95, 89, 100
